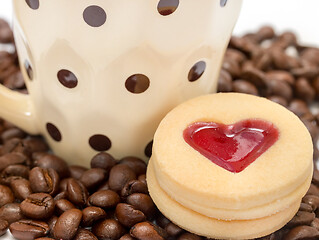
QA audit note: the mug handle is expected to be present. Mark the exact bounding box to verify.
[0,84,39,134]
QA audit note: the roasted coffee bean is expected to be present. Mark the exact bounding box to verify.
[59,178,70,192]
[80,168,107,190]
[295,77,315,103]
[109,164,137,192]
[82,206,107,227]
[130,222,167,240]
[126,193,156,219]
[289,99,311,117]
[120,157,147,176]
[0,152,28,171]
[73,228,98,240]
[20,193,55,219]
[178,233,203,240]
[92,219,126,240]
[10,219,50,240]
[0,218,8,237]
[22,138,48,153]
[10,178,32,200]
[240,65,267,89]
[267,78,293,101]
[66,178,89,206]
[138,174,147,185]
[54,199,75,216]
[300,48,319,66]
[271,49,300,70]
[0,164,29,185]
[47,215,58,235]
[256,26,275,42]
[229,36,257,54]
[266,70,295,85]
[91,152,116,172]
[291,67,319,79]
[116,203,146,227]
[156,213,171,229]
[299,203,313,213]
[53,209,82,240]
[34,154,70,178]
[54,191,67,201]
[97,181,110,191]
[0,203,24,223]
[1,128,26,142]
[303,195,319,211]
[88,190,120,209]
[222,59,241,78]
[29,167,59,195]
[120,233,136,240]
[225,48,247,64]
[121,180,148,197]
[218,69,233,92]
[165,222,184,237]
[284,225,319,240]
[267,95,288,107]
[0,184,14,207]
[69,165,88,180]
[313,170,319,186]
[311,218,319,231]
[0,19,13,43]
[307,184,319,197]
[287,211,315,227]
[302,119,319,142]
[232,80,259,96]
[35,238,55,240]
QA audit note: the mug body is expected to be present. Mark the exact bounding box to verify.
[13,0,242,165]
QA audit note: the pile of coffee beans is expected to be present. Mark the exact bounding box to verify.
[1,19,319,240]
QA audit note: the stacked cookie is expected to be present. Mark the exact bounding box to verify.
[147,93,313,239]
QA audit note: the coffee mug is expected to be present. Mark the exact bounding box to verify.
[0,0,242,166]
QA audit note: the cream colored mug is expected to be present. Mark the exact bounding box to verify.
[0,0,242,166]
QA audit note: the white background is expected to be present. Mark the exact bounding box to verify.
[0,0,319,239]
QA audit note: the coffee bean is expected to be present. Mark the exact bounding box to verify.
[21,193,55,220]
[34,154,70,178]
[311,218,319,231]
[0,218,8,237]
[178,233,203,240]
[266,70,295,85]
[130,222,167,240]
[10,178,32,200]
[313,171,319,186]
[302,119,319,142]
[267,95,288,107]
[80,168,107,190]
[289,100,311,117]
[59,178,70,192]
[295,77,315,103]
[0,184,14,207]
[88,190,120,209]
[121,180,148,198]
[35,238,55,240]
[81,206,106,227]
[120,157,147,176]
[267,78,293,101]
[29,167,59,195]
[53,209,82,240]
[0,19,13,43]
[232,80,259,96]
[138,174,147,185]
[73,228,98,240]
[165,222,184,237]
[222,59,241,78]
[287,211,315,227]
[229,36,257,54]
[66,178,89,206]
[299,203,313,213]
[300,48,319,66]
[10,219,50,240]
[291,67,319,79]
[97,181,110,191]
[1,128,26,143]
[109,164,136,192]
[0,203,24,223]
[256,26,275,42]
[0,152,28,171]
[156,213,171,229]
[91,152,116,172]
[92,219,126,240]
[69,165,88,180]
[0,164,29,185]
[303,195,319,211]
[47,215,58,235]
[225,49,247,64]
[116,203,146,227]
[126,193,156,219]
[218,69,233,92]
[271,49,300,70]
[284,226,319,240]
[54,191,67,201]
[120,233,136,240]
[55,199,75,216]
[22,138,48,153]
[307,184,319,196]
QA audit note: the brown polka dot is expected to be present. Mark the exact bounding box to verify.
[220,0,228,7]
[25,0,39,10]
[125,74,150,94]
[157,0,179,16]
[57,69,78,88]
[24,60,33,81]
[83,5,107,27]
[188,61,206,82]
[145,140,153,158]
[89,134,111,152]
[46,123,62,142]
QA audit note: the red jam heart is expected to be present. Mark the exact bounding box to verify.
[183,119,279,173]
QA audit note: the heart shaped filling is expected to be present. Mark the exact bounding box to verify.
[183,119,279,173]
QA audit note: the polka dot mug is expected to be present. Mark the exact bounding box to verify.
[1,0,242,166]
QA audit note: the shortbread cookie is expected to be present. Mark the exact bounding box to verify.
[147,93,313,239]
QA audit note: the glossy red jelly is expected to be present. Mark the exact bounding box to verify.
[183,119,279,173]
